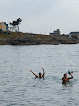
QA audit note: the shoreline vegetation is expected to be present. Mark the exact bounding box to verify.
[0,31,79,45]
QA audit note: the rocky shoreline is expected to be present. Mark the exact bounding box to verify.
[0,32,79,45]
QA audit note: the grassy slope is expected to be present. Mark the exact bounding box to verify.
[0,31,79,45]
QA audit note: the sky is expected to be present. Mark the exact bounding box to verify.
[0,0,79,34]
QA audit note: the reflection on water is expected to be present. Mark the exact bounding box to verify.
[0,44,79,106]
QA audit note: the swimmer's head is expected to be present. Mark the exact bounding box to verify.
[64,73,67,78]
[39,72,41,77]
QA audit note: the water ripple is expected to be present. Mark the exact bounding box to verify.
[0,45,79,106]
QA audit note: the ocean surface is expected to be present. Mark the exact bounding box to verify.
[0,44,79,106]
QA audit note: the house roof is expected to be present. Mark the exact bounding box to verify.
[70,32,79,34]
[0,22,6,24]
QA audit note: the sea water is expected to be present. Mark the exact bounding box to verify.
[0,44,79,106]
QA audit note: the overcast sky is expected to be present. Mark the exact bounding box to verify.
[0,0,79,34]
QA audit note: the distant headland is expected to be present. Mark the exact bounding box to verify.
[0,20,79,45]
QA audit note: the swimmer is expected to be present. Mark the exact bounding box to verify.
[62,73,73,83]
[29,67,45,79]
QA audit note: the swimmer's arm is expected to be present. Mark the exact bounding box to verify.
[68,74,73,79]
[62,77,64,80]
[29,70,38,77]
[41,67,45,78]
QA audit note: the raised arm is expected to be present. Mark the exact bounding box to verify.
[68,74,73,79]
[29,70,38,77]
[41,67,45,78]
